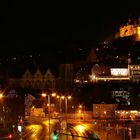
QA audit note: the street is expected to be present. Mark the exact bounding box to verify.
[13,116,140,140]
[14,117,100,140]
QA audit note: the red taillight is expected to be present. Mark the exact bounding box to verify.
[8,134,13,139]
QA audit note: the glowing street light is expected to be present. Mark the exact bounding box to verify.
[58,96,65,114]
[52,93,56,97]
[0,94,3,99]
[79,105,82,108]
[68,96,71,100]
[65,96,72,130]
[41,93,47,98]
[56,95,72,124]
[41,92,57,140]
[61,96,65,99]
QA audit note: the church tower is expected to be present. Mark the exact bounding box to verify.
[58,64,74,91]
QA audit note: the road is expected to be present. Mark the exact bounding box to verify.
[23,119,59,140]
[7,116,140,139]
[16,116,135,140]
[16,117,100,140]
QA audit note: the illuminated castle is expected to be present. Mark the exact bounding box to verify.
[119,18,140,41]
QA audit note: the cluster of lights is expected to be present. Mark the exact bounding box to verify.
[116,110,140,120]
[89,74,96,82]
[41,92,72,101]
[111,68,128,76]
[56,95,72,100]
[130,65,140,69]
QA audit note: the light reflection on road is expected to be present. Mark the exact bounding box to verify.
[73,124,89,140]
[24,124,42,140]
[42,119,59,139]
[24,119,99,140]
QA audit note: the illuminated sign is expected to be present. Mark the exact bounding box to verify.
[18,125,22,132]
[132,70,140,75]
[110,68,128,76]
[112,91,130,98]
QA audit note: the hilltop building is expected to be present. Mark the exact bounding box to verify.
[115,18,140,41]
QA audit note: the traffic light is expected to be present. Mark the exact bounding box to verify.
[93,133,100,140]
[53,130,59,140]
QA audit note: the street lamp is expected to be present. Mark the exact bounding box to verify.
[64,95,72,140]
[65,96,71,129]
[42,93,47,98]
[56,95,61,113]
[56,95,65,114]
[56,95,71,125]
[79,105,82,109]
[60,96,65,113]
[57,95,71,114]
[0,92,3,99]
[0,94,3,99]
[41,92,56,140]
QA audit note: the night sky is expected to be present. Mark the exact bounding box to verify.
[0,1,140,58]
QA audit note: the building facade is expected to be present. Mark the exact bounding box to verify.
[93,103,118,119]
[7,64,74,90]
